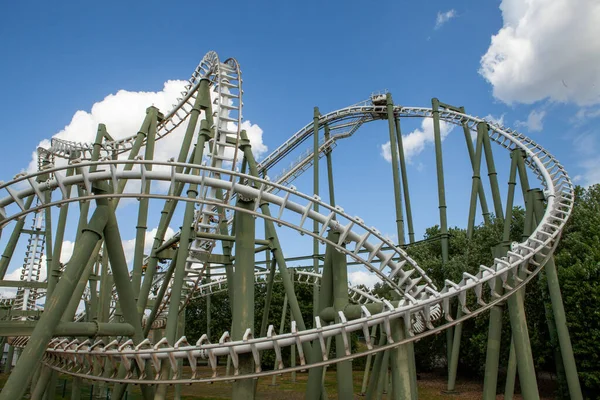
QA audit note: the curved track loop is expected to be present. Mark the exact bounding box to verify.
[0,98,573,383]
[37,51,242,162]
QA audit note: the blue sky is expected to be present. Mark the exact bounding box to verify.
[1,0,599,288]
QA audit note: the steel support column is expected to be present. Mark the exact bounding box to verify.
[231,199,256,399]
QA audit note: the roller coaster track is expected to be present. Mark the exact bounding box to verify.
[0,92,573,384]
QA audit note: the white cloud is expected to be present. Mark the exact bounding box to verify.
[480,0,600,105]
[483,113,506,127]
[349,270,380,288]
[573,107,600,123]
[0,240,74,299]
[381,118,454,164]
[121,226,176,266]
[435,9,456,29]
[516,109,546,132]
[28,80,267,175]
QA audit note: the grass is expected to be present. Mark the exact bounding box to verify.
[0,366,554,399]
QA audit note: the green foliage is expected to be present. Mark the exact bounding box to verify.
[182,185,600,397]
[553,185,600,398]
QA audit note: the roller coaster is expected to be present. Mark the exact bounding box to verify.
[0,51,583,399]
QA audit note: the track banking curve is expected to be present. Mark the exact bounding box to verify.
[0,51,573,385]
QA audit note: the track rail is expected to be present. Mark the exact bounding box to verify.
[0,98,573,383]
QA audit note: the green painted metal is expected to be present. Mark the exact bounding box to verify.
[482,149,520,399]
[131,107,158,300]
[0,203,109,400]
[313,107,321,322]
[480,124,504,220]
[232,198,257,399]
[360,325,378,395]
[0,196,35,279]
[103,198,154,400]
[331,231,353,398]
[240,131,314,361]
[385,93,405,245]
[3,344,14,373]
[136,78,211,315]
[431,98,449,264]
[531,190,583,400]
[393,116,415,243]
[271,292,288,386]
[390,318,412,399]
[153,117,210,400]
[504,339,516,400]
[461,108,490,223]
[365,330,387,400]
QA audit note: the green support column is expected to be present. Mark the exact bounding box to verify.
[313,107,321,321]
[131,107,158,300]
[360,325,378,395]
[432,99,453,374]
[3,344,14,373]
[385,94,405,244]
[431,99,449,262]
[136,78,211,315]
[231,199,256,399]
[0,204,109,400]
[365,330,387,400]
[331,231,353,398]
[483,148,523,399]
[324,124,336,209]
[102,198,153,400]
[504,339,517,400]
[271,292,288,386]
[480,124,504,219]
[240,131,314,359]
[393,117,415,243]
[460,109,490,224]
[390,319,412,400]
[154,119,209,399]
[0,196,35,278]
[532,190,583,400]
[306,230,334,398]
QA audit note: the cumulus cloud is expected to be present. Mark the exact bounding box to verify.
[27,80,268,174]
[516,109,546,132]
[381,118,454,164]
[121,226,176,265]
[349,270,380,288]
[0,240,74,298]
[480,0,600,105]
[435,9,456,29]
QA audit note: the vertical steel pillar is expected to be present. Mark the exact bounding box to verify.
[390,318,412,399]
[324,124,336,209]
[331,231,354,398]
[240,132,314,359]
[482,149,520,399]
[312,107,321,320]
[136,78,211,314]
[480,124,504,220]
[231,199,256,399]
[0,204,109,400]
[385,94,405,244]
[365,329,387,400]
[432,99,452,374]
[131,107,158,300]
[531,190,583,400]
[504,339,517,400]
[153,119,209,400]
[271,292,288,386]
[393,117,415,243]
